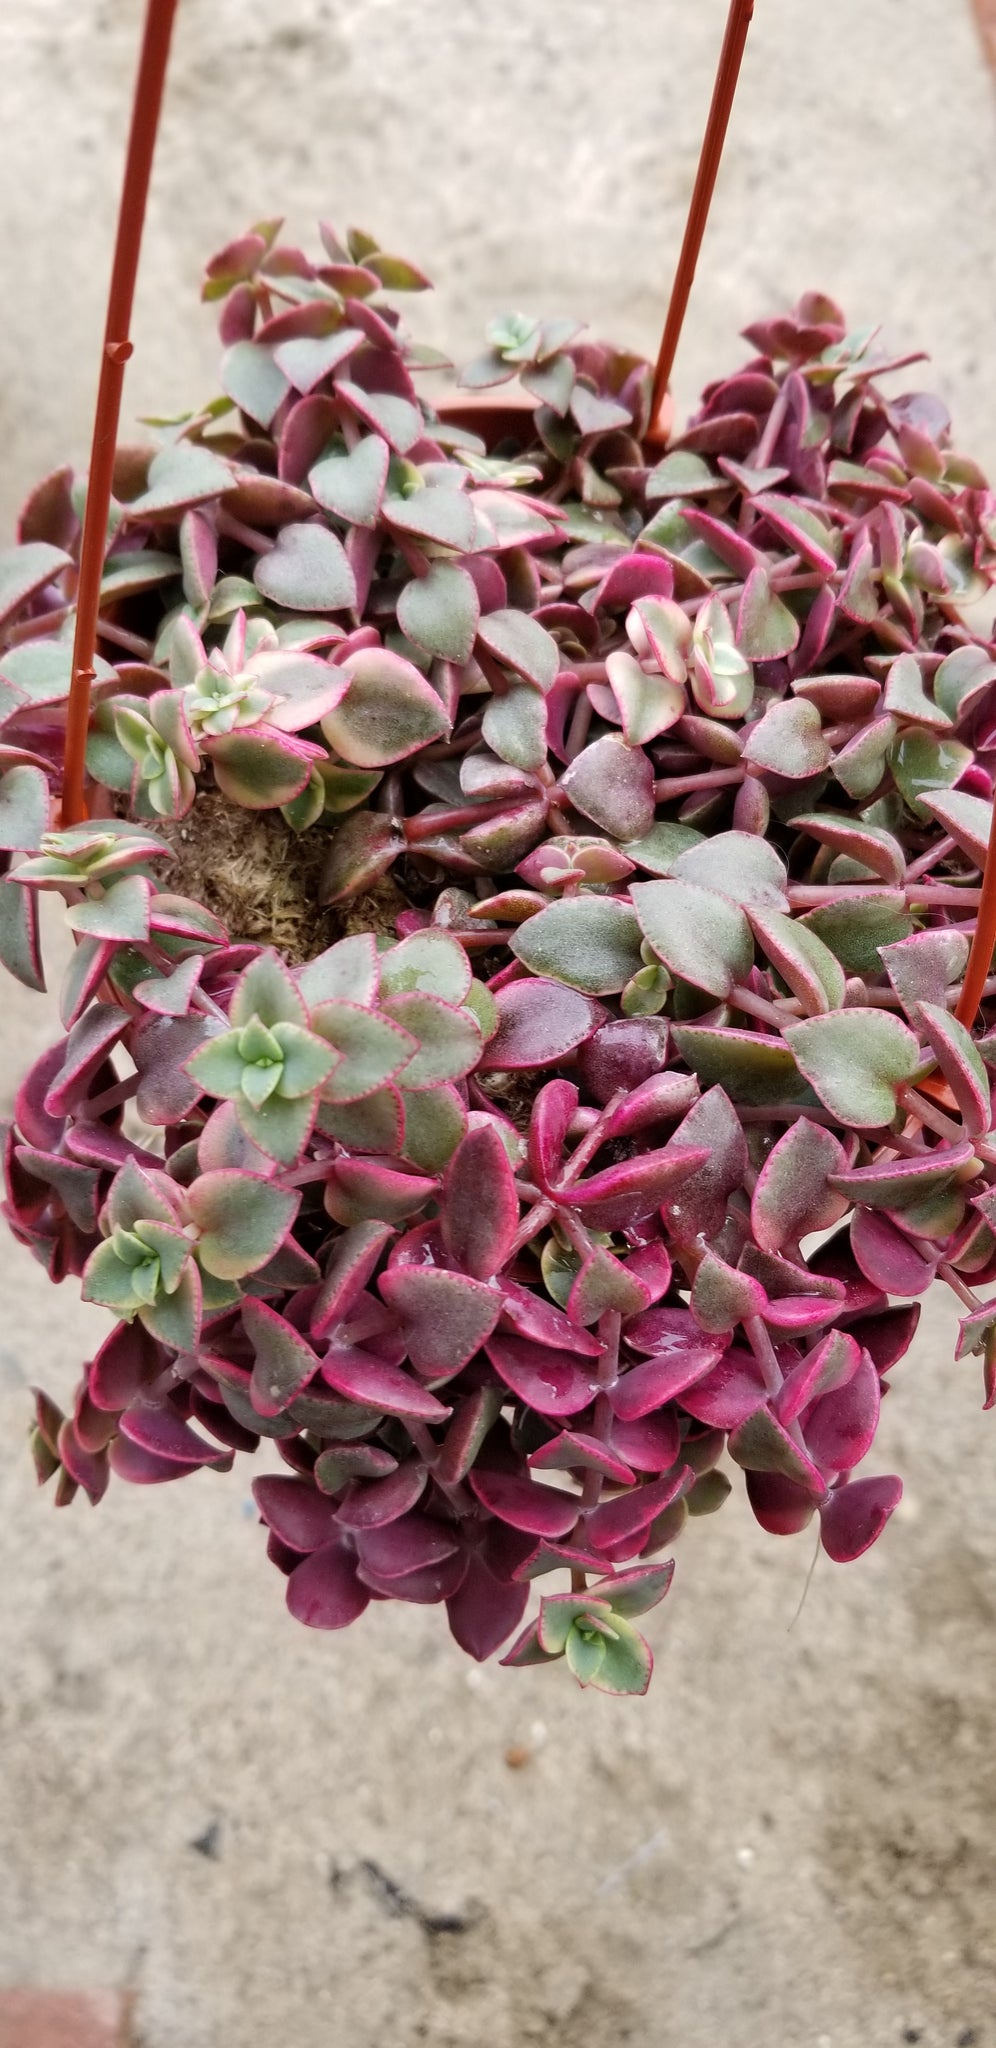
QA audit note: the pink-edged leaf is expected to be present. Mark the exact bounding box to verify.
[591,552,675,611]
[313,1442,398,1494]
[564,1145,708,1231]
[311,1219,394,1336]
[690,1250,766,1334]
[660,1086,748,1240]
[89,1319,162,1412]
[355,1511,461,1580]
[441,1122,519,1278]
[611,1313,725,1418]
[609,1409,682,1472]
[623,1241,673,1307]
[56,1421,109,1505]
[774,1329,861,1426]
[728,1408,827,1498]
[43,1004,128,1118]
[333,1460,428,1530]
[590,1559,676,1618]
[849,1208,937,1296]
[325,1157,438,1227]
[751,1118,850,1253]
[118,1401,228,1467]
[485,1332,599,1417]
[803,1348,881,1473]
[378,1266,501,1377]
[678,1346,770,1429]
[761,1294,842,1334]
[109,1435,212,1485]
[527,1079,579,1187]
[630,878,753,999]
[917,1003,991,1139]
[469,1466,580,1538]
[286,1538,371,1627]
[745,1469,818,1536]
[528,1430,636,1485]
[243,1297,321,1416]
[819,1475,903,1562]
[477,977,606,1071]
[320,1342,450,1420]
[829,1142,972,1213]
[603,1072,699,1139]
[446,1556,530,1662]
[499,1279,604,1358]
[584,1467,689,1552]
[559,733,656,842]
[252,1475,339,1552]
[500,1618,558,1667]
[567,1245,652,1327]
[186,1170,300,1280]
[791,812,905,886]
[786,1009,920,1129]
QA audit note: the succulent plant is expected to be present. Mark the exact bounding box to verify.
[2,223,995,1694]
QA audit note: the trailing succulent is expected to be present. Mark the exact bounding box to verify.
[2,222,996,1696]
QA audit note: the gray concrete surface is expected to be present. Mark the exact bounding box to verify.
[0,4,995,2045]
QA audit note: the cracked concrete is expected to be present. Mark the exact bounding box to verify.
[0,4,994,2044]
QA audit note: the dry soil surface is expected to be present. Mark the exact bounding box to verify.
[0,5,995,2046]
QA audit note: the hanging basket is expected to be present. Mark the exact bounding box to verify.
[2,0,995,1695]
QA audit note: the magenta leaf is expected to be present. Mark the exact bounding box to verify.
[469,1466,580,1538]
[564,1145,708,1231]
[478,977,606,1071]
[286,1538,371,1628]
[446,1557,530,1662]
[819,1476,903,1563]
[355,1511,461,1580]
[243,1298,321,1416]
[378,1266,501,1377]
[320,1342,450,1421]
[849,1208,937,1296]
[803,1348,881,1473]
[253,1475,339,1552]
[441,1122,519,1278]
[485,1332,599,1418]
[584,1468,689,1552]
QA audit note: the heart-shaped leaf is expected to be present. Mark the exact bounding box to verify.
[751,1119,849,1252]
[560,734,655,841]
[605,650,685,744]
[308,431,390,526]
[254,523,357,611]
[819,1476,902,1562]
[917,1002,991,1139]
[378,1266,501,1377]
[749,906,846,1013]
[398,563,480,664]
[669,832,789,910]
[632,879,753,998]
[322,648,450,766]
[786,1009,921,1128]
[275,327,365,395]
[510,895,645,996]
[485,1333,598,1417]
[476,608,560,691]
[441,1123,518,1278]
[478,978,605,1070]
[221,340,290,428]
[741,699,832,779]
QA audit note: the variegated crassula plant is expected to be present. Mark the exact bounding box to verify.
[2,224,996,1696]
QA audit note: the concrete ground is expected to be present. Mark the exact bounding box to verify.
[0,4,995,2044]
